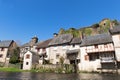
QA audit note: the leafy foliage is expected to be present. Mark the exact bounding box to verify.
[9,47,20,64]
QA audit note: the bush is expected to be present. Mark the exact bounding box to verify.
[9,48,20,64]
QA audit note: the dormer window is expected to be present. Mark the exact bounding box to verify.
[1,48,4,51]
[0,54,3,58]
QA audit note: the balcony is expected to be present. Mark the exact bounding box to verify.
[101,57,115,63]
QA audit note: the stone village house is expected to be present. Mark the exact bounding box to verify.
[0,40,18,66]
[36,39,52,64]
[22,38,53,70]
[20,36,39,69]
[22,25,120,73]
[48,34,81,72]
[80,33,115,72]
[110,25,120,69]
[23,50,39,70]
[20,36,38,60]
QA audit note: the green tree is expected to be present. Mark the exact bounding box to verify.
[9,48,20,64]
[112,19,119,25]
[84,28,92,36]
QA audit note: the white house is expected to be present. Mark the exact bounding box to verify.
[36,39,52,64]
[0,40,18,66]
[48,34,82,72]
[20,36,38,60]
[23,50,39,70]
[48,34,74,64]
[65,37,81,71]
[80,33,115,72]
[110,25,120,69]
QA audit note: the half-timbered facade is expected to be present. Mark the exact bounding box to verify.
[80,33,115,71]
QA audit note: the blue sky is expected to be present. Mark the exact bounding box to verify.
[0,0,120,44]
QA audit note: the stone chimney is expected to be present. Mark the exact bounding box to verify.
[29,36,38,46]
[53,33,58,37]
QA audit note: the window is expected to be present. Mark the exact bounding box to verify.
[36,48,40,52]
[72,44,75,48]
[26,54,30,59]
[26,62,29,65]
[89,53,99,61]
[84,55,89,61]
[0,54,3,58]
[25,48,29,50]
[104,44,108,48]
[42,48,46,52]
[1,48,4,51]
[94,45,98,48]
[56,54,60,59]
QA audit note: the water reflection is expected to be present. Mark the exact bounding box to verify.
[0,72,119,80]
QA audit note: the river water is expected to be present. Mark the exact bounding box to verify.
[0,72,119,80]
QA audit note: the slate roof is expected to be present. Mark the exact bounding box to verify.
[80,33,113,47]
[34,41,43,46]
[66,49,80,54]
[70,37,81,44]
[109,25,120,34]
[21,43,30,48]
[0,40,13,48]
[37,39,52,48]
[49,34,73,46]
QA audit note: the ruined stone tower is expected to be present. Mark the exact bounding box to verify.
[29,36,38,46]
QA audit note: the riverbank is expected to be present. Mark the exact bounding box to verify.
[0,67,73,73]
[0,67,22,72]
[0,67,119,75]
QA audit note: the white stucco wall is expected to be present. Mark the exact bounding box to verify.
[23,51,32,70]
[80,46,101,71]
[49,45,70,64]
[0,48,8,63]
[49,44,81,71]
[31,46,37,52]
[112,34,120,61]
[80,43,114,72]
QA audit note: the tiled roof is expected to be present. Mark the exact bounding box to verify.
[49,34,73,46]
[110,25,120,34]
[80,33,113,47]
[0,40,13,47]
[37,39,52,48]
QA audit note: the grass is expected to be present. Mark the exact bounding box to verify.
[0,67,75,73]
[0,67,22,72]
